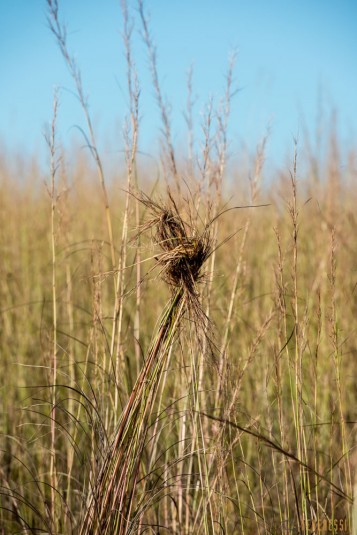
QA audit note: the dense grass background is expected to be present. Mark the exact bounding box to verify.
[0,1,356,533]
[1,135,356,533]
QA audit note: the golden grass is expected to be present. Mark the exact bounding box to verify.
[0,145,356,534]
[0,1,356,533]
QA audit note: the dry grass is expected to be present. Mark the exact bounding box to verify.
[0,146,356,534]
[0,1,356,534]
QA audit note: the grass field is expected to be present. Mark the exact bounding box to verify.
[0,1,356,534]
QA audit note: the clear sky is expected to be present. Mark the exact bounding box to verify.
[0,0,356,172]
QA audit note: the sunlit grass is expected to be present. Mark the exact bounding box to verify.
[0,1,356,533]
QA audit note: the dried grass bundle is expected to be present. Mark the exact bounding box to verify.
[135,190,213,327]
[80,190,214,534]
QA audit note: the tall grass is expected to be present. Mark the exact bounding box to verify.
[0,1,356,534]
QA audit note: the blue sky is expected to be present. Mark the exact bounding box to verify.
[0,0,356,172]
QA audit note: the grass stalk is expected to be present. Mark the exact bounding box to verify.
[46,90,59,531]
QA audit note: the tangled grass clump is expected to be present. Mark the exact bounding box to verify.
[135,190,213,322]
[79,190,216,534]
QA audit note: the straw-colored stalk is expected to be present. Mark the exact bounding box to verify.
[80,193,212,535]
